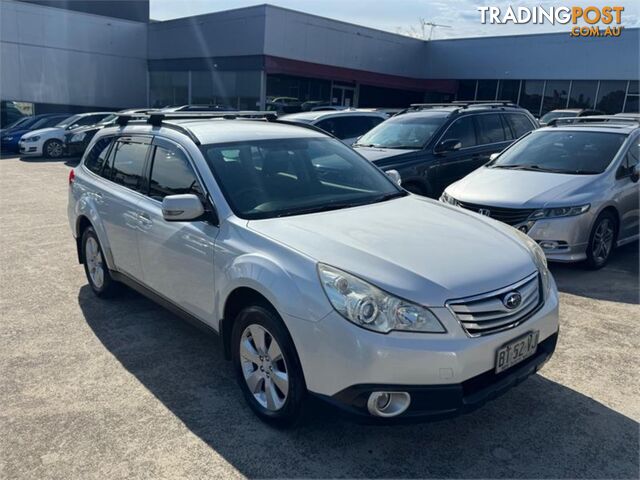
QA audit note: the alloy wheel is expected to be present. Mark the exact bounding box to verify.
[47,141,63,158]
[239,324,289,411]
[592,218,614,263]
[85,236,105,289]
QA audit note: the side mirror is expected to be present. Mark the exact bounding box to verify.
[631,164,640,183]
[162,194,204,221]
[489,152,500,162]
[435,139,462,154]
[385,169,402,186]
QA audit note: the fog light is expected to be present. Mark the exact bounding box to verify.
[539,241,559,250]
[367,391,411,417]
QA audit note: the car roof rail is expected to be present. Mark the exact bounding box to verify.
[549,115,640,126]
[406,100,519,113]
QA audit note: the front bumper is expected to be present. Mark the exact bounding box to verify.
[19,140,43,156]
[526,214,593,262]
[318,331,558,420]
[285,277,559,401]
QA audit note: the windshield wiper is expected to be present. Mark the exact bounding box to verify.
[352,143,378,148]
[369,191,407,203]
[276,193,405,218]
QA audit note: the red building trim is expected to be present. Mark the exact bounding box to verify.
[264,56,457,93]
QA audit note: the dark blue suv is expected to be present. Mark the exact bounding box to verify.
[353,102,538,198]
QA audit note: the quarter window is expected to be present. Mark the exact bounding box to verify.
[106,140,149,190]
[440,116,476,148]
[148,145,203,201]
[475,114,507,144]
[84,137,114,175]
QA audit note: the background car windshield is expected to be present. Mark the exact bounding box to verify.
[55,115,82,128]
[356,113,446,149]
[540,111,576,123]
[4,117,31,130]
[201,137,403,219]
[492,130,626,174]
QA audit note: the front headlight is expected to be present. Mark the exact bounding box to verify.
[27,136,40,142]
[440,191,457,205]
[317,263,446,334]
[2,136,12,141]
[512,228,551,298]
[530,204,590,219]
[71,132,86,142]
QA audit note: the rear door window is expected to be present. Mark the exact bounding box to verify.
[316,116,383,140]
[504,113,537,138]
[104,138,150,191]
[475,114,508,144]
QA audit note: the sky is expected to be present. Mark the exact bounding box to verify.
[150,0,640,39]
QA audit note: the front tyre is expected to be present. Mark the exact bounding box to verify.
[231,305,306,427]
[81,227,119,297]
[43,139,64,158]
[585,211,617,269]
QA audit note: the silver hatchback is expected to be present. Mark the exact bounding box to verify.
[442,118,639,269]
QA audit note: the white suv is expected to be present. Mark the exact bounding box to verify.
[68,111,559,426]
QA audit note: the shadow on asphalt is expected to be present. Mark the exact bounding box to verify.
[78,278,639,478]
[550,242,639,305]
[16,154,81,167]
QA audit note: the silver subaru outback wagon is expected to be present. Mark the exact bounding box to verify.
[68,112,559,426]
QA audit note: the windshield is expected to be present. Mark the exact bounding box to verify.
[4,117,32,130]
[355,113,446,149]
[97,114,118,125]
[540,111,576,123]
[201,137,405,219]
[489,130,626,174]
[55,114,82,128]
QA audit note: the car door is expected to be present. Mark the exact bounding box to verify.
[136,137,217,323]
[615,136,640,241]
[98,135,151,280]
[432,115,481,195]
[473,113,513,166]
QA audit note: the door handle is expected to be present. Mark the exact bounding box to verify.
[137,212,152,228]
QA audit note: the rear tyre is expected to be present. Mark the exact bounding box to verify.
[585,211,617,269]
[81,227,119,297]
[231,304,306,427]
[43,139,64,158]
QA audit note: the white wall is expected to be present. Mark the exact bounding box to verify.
[0,0,148,108]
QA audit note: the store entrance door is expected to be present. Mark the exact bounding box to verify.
[331,85,356,107]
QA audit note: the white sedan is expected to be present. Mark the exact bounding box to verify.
[19,112,113,158]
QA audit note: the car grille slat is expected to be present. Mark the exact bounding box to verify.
[447,272,542,336]
[454,200,535,226]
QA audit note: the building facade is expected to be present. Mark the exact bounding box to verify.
[1,0,638,125]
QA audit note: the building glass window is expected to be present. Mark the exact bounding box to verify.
[541,80,570,114]
[519,80,545,116]
[476,80,498,100]
[568,80,598,109]
[149,71,189,108]
[497,80,521,103]
[266,75,331,113]
[456,80,476,101]
[596,80,627,114]
[1,101,34,127]
[624,80,639,113]
[191,70,261,110]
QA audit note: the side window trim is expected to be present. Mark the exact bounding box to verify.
[433,115,478,152]
[85,136,116,178]
[97,134,153,193]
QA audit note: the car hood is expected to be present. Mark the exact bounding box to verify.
[1,128,29,138]
[21,127,64,140]
[447,166,597,207]
[354,146,419,163]
[248,195,536,306]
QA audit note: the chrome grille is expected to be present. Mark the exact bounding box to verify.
[447,272,542,337]
[455,200,535,226]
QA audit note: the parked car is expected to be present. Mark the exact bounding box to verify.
[65,109,152,157]
[1,114,71,153]
[159,105,237,112]
[20,112,114,158]
[353,102,539,198]
[441,116,639,269]
[281,109,388,145]
[539,108,604,126]
[68,111,558,426]
[266,97,302,114]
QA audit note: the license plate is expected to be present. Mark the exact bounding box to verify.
[495,331,539,374]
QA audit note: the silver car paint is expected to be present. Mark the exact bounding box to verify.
[69,121,559,397]
[445,127,640,262]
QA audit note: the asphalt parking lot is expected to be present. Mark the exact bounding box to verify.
[1,155,638,479]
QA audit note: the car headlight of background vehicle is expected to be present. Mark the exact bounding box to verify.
[440,191,458,205]
[513,228,551,298]
[25,136,40,142]
[71,132,86,142]
[318,263,446,334]
[2,136,13,141]
[530,204,590,219]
